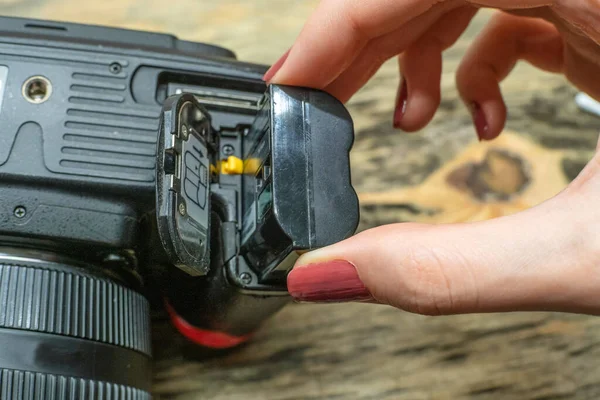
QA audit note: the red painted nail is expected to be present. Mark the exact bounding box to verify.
[287,260,372,303]
[471,102,490,140]
[393,79,408,128]
[262,49,291,83]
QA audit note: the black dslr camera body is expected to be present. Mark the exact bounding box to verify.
[0,16,359,399]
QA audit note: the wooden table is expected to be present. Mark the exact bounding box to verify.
[5,1,600,399]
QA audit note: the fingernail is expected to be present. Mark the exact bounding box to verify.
[471,102,490,141]
[287,260,372,303]
[262,48,291,83]
[393,79,408,128]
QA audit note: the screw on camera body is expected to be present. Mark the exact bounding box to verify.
[13,206,26,218]
[109,62,122,74]
[178,202,186,216]
[239,272,252,284]
[222,144,235,156]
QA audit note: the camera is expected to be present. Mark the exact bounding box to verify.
[0,16,359,399]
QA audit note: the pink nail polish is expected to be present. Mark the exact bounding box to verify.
[262,49,291,83]
[471,102,490,141]
[287,260,372,303]
[393,79,408,128]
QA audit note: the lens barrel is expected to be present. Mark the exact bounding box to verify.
[0,248,152,399]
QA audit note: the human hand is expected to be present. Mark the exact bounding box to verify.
[264,0,600,138]
[268,1,600,315]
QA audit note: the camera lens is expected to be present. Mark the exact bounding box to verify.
[0,248,152,399]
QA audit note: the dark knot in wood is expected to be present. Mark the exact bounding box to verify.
[446,149,531,202]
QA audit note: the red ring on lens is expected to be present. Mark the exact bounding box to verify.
[165,302,252,349]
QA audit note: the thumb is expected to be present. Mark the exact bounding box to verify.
[287,193,598,315]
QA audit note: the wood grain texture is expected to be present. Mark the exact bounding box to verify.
[3,1,600,399]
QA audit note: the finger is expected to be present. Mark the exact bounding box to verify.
[396,6,478,132]
[553,0,600,46]
[266,0,462,89]
[456,13,563,141]
[563,44,600,102]
[266,0,554,89]
[323,3,474,104]
[287,192,599,315]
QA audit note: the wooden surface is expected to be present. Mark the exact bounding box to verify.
[5,1,600,399]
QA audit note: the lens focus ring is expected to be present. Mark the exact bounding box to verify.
[0,369,150,400]
[0,248,152,399]
[0,253,151,356]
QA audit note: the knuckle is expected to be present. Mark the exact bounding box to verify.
[337,0,371,39]
[396,243,457,316]
[423,35,445,54]
[455,58,474,89]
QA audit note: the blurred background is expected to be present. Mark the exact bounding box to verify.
[3,1,600,399]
